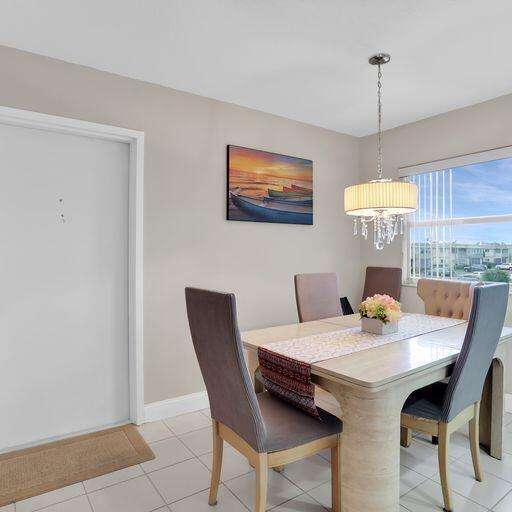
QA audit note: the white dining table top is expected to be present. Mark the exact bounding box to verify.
[242,313,512,390]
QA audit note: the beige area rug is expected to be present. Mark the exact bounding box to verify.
[0,424,154,507]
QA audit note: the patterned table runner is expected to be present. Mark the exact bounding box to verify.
[258,314,466,419]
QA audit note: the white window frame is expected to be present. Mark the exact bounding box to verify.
[399,145,512,285]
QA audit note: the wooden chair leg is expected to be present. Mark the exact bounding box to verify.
[438,423,453,512]
[400,427,412,448]
[208,420,223,505]
[469,402,483,482]
[331,434,342,512]
[255,453,268,512]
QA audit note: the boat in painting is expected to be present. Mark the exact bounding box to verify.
[263,196,313,206]
[290,184,312,193]
[282,186,312,195]
[229,189,312,225]
[268,188,312,199]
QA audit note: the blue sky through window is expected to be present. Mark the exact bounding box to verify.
[451,157,512,243]
[413,157,512,244]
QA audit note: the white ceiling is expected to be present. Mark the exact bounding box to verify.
[1,0,512,136]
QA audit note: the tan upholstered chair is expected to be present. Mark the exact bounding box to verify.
[417,278,478,320]
[294,273,342,322]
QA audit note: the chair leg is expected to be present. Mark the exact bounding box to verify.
[400,427,412,448]
[432,436,439,445]
[469,402,483,482]
[331,434,342,512]
[255,453,268,512]
[208,420,223,505]
[438,423,453,512]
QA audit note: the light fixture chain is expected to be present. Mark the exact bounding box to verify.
[377,63,383,179]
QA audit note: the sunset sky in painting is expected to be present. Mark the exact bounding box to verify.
[228,146,312,182]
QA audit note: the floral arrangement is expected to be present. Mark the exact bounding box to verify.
[359,294,402,324]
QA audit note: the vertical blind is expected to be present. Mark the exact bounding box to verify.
[404,169,454,279]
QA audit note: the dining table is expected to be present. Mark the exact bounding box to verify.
[242,312,512,512]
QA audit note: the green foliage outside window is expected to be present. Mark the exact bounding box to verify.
[481,268,511,283]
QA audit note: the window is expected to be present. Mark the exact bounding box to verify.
[400,147,512,283]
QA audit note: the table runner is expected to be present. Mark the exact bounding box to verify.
[258,314,465,419]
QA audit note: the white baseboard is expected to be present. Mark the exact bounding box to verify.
[144,391,209,423]
[143,390,512,424]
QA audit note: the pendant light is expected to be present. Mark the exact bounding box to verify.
[344,53,418,250]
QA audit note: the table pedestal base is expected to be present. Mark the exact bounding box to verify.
[327,383,404,512]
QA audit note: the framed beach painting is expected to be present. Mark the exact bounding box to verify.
[227,145,313,225]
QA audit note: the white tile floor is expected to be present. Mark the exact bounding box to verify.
[5,406,512,511]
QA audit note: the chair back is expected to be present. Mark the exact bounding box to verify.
[417,278,477,319]
[362,266,402,302]
[294,273,342,322]
[441,283,508,422]
[185,287,266,452]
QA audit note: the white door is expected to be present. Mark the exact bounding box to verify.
[0,123,130,451]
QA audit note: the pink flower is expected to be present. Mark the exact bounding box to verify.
[359,294,402,323]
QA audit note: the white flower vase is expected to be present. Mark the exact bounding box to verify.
[361,316,398,335]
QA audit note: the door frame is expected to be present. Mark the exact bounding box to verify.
[0,105,145,425]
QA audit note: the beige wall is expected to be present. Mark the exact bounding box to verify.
[0,46,361,403]
[4,43,510,402]
[359,93,512,391]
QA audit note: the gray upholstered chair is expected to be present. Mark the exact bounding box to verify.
[362,266,402,301]
[294,272,342,322]
[185,287,343,512]
[416,278,479,446]
[340,266,402,316]
[400,283,508,512]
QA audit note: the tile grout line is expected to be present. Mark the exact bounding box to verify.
[192,446,253,483]
[305,493,330,512]
[144,467,173,509]
[88,419,245,510]
[304,489,330,511]
[303,480,331,510]
[163,418,212,438]
[221,481,252,512]
[450,454,512,485]
[146,451,212,508]
[138,423,220,509]
[140,432,203,476]
[399,445,512,509]
[21,483,87,512]
[173,426,214,459]
[491,487,512,511]
[141,454,197,476]
[422,472,505,510]
[84,468,145,494]
[267,492,328,511]
[278,466,330,495]
[84,492,94,512]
